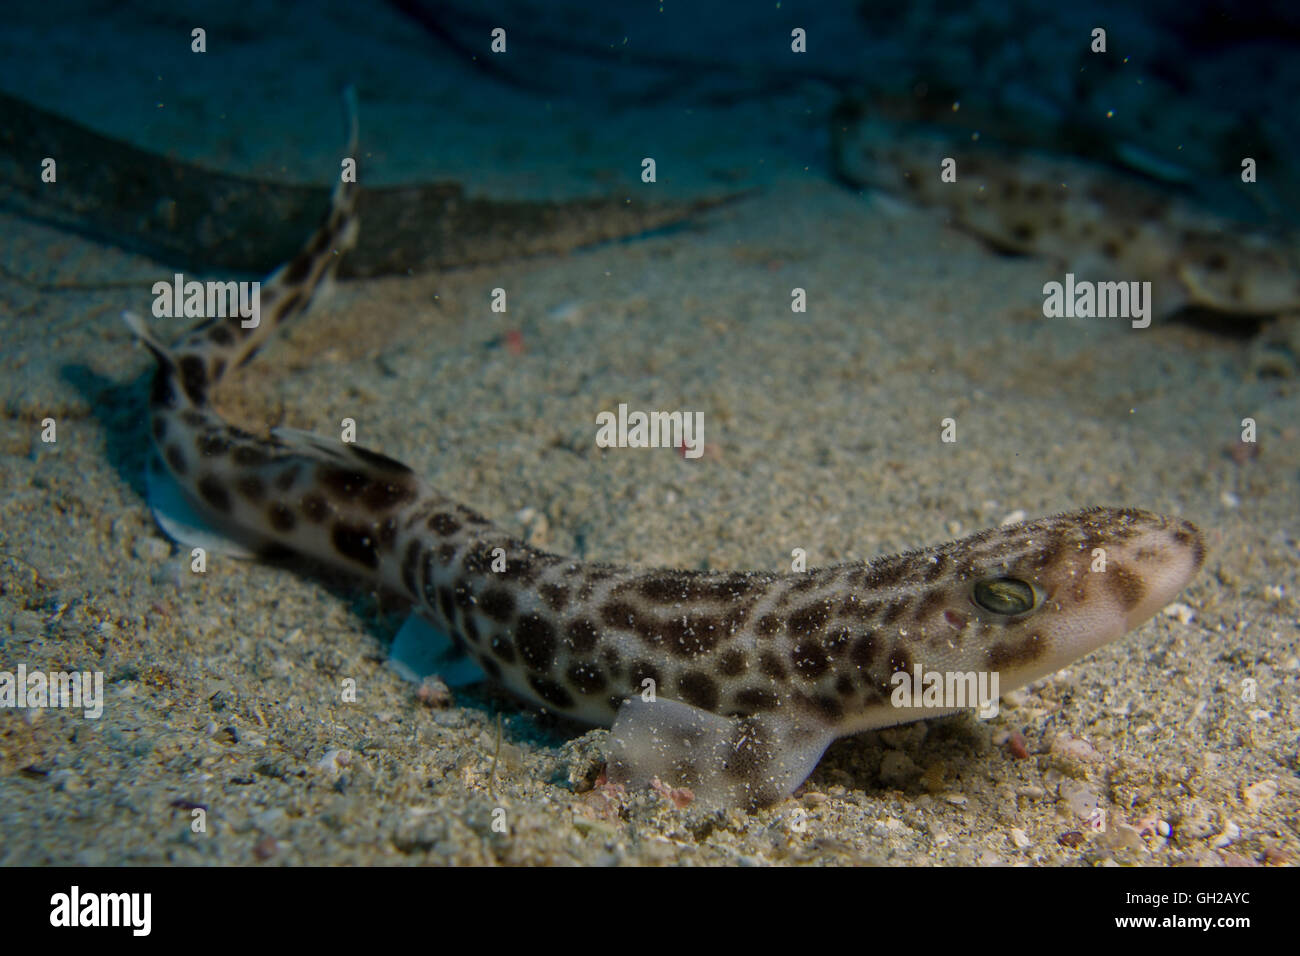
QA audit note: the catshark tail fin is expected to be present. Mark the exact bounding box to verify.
[123,86,361,410]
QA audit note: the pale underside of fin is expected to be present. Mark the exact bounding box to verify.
[388,612,486,687]
[605,696,834,810]
[145,457,266,559]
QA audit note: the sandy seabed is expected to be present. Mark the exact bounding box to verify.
[0,161,1296,866]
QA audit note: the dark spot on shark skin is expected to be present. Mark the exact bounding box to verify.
[330,522,378,569]
[455,505,491,527]
[490,634,516,664]
[268,502,296,533]
[566,662,607,695]
[732,687,780,711]
[677,671,720,711]
[717,649,748,676]
[987,633,1046,670]
[1172,525,1206,571]
[235,474,265,503]
[791,641,831,679]
[628,661,661,693]
[602,601,654,643]
[912,588,946,622]
[274,464,301,491]
[399,540,421,595]
[885,646,913,694]
[630,573,760,603]
[565,618,599,654]
[922,553,948,582]
[496,553,541,586]
[164,444,188,476]
[793,690,843,723]
[1011,222,1037,243]
[601,646,622,679]
[197,474,231,513]
[232,445,271,467]
[859,556,911,589]
[881,600,910,624]
[301,493,331,523]
[1102,563,1147,612]
[318,466,414,512]
[479,587,515,623]
[662,613,725,659]
[461,543,496,574]
[528,674,574,710]
[426,515,462,538]
[758,652,788,681]
[178,355,208,404]
[197,432,231,457]
[787,602,830,638]
[149,369,178,408]
[839,596,882,622]
[539,582,569,612]
[377,516,398,551]
[516,613,557,672]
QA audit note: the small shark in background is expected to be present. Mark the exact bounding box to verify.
[832,99,1300,325]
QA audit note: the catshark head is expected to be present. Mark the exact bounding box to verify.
[908,507,1206,694]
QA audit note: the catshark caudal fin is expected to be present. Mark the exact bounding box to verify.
[123,86,361,411]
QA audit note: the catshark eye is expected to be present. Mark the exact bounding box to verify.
[972,577,1041,616]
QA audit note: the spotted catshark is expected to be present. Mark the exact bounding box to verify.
[124,95,1205,809]
[834,108,1300,321]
